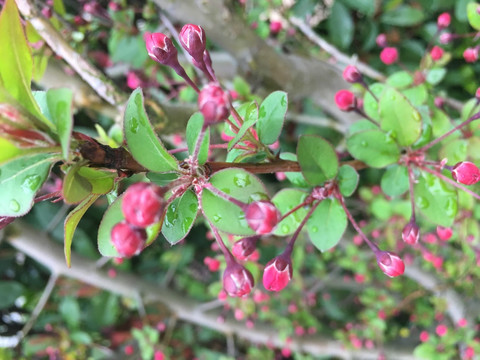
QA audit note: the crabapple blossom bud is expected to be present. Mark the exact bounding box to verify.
[342,65,362,83]
[430,46,444,61]
[144,32,179,66]
[223,262,254,297]
[463,48,478,63]
[179,24,206,63]
[380,47,399,65]
[334,90,356,112]
[376,251,405,278]
[436,324,448,337]
[232,236,259,260]
[111,221,146,258]
[376,33,387,48]
[439,32,453,44]
[451,161,480,185]
[270,21,282,34]
[198,83,230,125]
[402,221,420,245]
[436,226,452,241]
[434,97,444,108]
[263,253,293,292]
[245,201,281,234]
[437,12,451,29]
[122,182,165,227]
[204,256,221,272]
[476,87,480,100]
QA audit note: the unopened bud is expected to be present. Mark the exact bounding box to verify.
[376,251,405,278]
[437,12,451,29]
[232,236,259,260]
[198,83,230,125]
[436,226,452,241]
[451,161,480,185]
[343,65,362,83]
[402,221,420,245]
[334,90,356,112]
[439,32,453,44]
[430,46,444,61]
[376,33,387,48]
[380,47,399,65]
[111,221,146,257]
[122,182,165,227]
[245,201,281,235]
[179,24,207,63]
[263,253,293,292]
[223,262,254,297]
[144,32,179,67]
[463,48,479,63]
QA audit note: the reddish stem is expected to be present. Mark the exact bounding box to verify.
[285,201,319,255]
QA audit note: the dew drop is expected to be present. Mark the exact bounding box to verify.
[130,117,139,134]
[21,175,41,194]
[189,203,198,213]
[360,141,368,147]
[233,174,251,188]
[416,196,429,209]
[445,198,457,217]
[9,200,20,212]
[182,217,193,232]
[413,111,421,122]
[281,224,290,233]
[213,214,222,222]
[311,226,319,233]
[371,103,378,110]
[281,96,287,107]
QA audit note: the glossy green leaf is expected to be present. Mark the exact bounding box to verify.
[337,165,359,197]
[347,129,400,168]
[201,169,268,235]
[147,172,179,186]
[272,189,309,236]
[431,108,451,138]
[0,282,24,309]
[162,190,198,244]
[0,138,20,164]
[297,135,338,186]
[412,106,433,149]
[363,83,384,122]
[279,152,310,188]
[256,91,287,145]
[341,0,375,16]
[381,165,409,197]
[379,87,422,147]
[462,98,480,122]
[348,119,378,135]
[467,2,480,30]
[307,198,347,252]
[97,193,162,257]
[426,68,447,85]
[402,85,428,106]
[46,88,73,160]
[439,139,468,165]
[381,5,424,27]
[414,171,457,227]
[0,0,44,121]
[0,152,56,216]
[124,88,178,172]
[64,194,100,267]
[229,102,258,151]
[327,1,354,49]
[62,165,93,204]
[186,113,210,165]
[386,71,413,89]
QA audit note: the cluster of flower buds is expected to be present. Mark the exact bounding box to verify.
[111,183,165,257]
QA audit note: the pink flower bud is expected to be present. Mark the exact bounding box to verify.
[376,33,388,48]
[223,262,254,297]
[343,65,362,83]
[463,48,479,63]
[263,253,292,292]
[465,347,475,359]
[430,46,444,61]
[380,47,399,65]
[179,24,207,62]
[435,324,448,337]
[434,97,444,108]
[232,236,259,260]
[270,21,282,34]
[122,182,165,227]
[476,87,480,100]
[436,226,452,241]
[419,331,429,342]
[154,351,165,360]
[402,221,420,245]
[451,161,480,185]
[245,201,281,235]
[126,71,144,89]
[437,12,451,29]
[111,221,146,258]
[376,251,405,278]
[334,90,356,112]
[198,83,230,125]
[439,32,453,44]
[204,256,221,272]
[144,32,179,66]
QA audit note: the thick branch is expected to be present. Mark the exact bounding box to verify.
[7,224,415,360]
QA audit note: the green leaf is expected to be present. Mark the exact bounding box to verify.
[279,152,309,187]
[0,282,24,309]
[124,88,178,172]
[77,167,115,195]
[62,165,93,204]
[307,198,347,252]
[59,297,81,329]
[64,194,100,267]
[431,108,451,138]
[363,83,384,122]
[297,135,338,186]
[402,85,428,106]
[0,152,56,216]
[412,106,433,149]
[328,1,354,49]
[467,2,480,30]
[272,189,309,236]
[381,5,424,27]
[229,102,258,151]
[381,165,409,197]
[256,91,288,145]
[426,68,447,85]
[147,172,179,186]
[347,129,400,168]
[97,193,162,256]
[46,88,74,160]
[386,71,413,89]
[439,139,468,165]
[341,0,375,16]
[414,171,457,227]
[379,87,422,147]
[0,138,20,164]
[186,113,210,165]
[201,169,268,235]
[162,190,198,244]
[0,0,44,121]
[337,165,359,197]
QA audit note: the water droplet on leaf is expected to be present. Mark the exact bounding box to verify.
[9,200,20,212]
[21,175,41,194]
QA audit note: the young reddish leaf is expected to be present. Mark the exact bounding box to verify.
[64,194,100,267]
[297,135,338,186]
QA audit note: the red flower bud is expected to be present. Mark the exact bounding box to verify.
[439,32,453,44]
[270,21,282,34]
[476,87,480,100]
[343,65,362,83]
[122,183,165,227]
[223,262,254,297]
[334,90,356,112]
[402,221,420,245]
[144,32,179,67]
[451,161,480,185]
[245,201,281,235]
[263,254,293,292]
[376,251,405,278]
[179,24,207,62]
[430,46,444,61]
[111,221,146,257]
[198,83,230,125]
[380,47,399,65]
[436,226,452,241]
[232,236,259,260]
[376,33,387,48]
[463,48,478,63]
[437,12,451,29]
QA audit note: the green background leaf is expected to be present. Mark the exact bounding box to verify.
[256,91,288,145]
[297,135,338,186]
[381,165,409,197]
[0,281,24,309]
[467,2,480,30]
[46,88,73,160]
[337,165,359,197]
